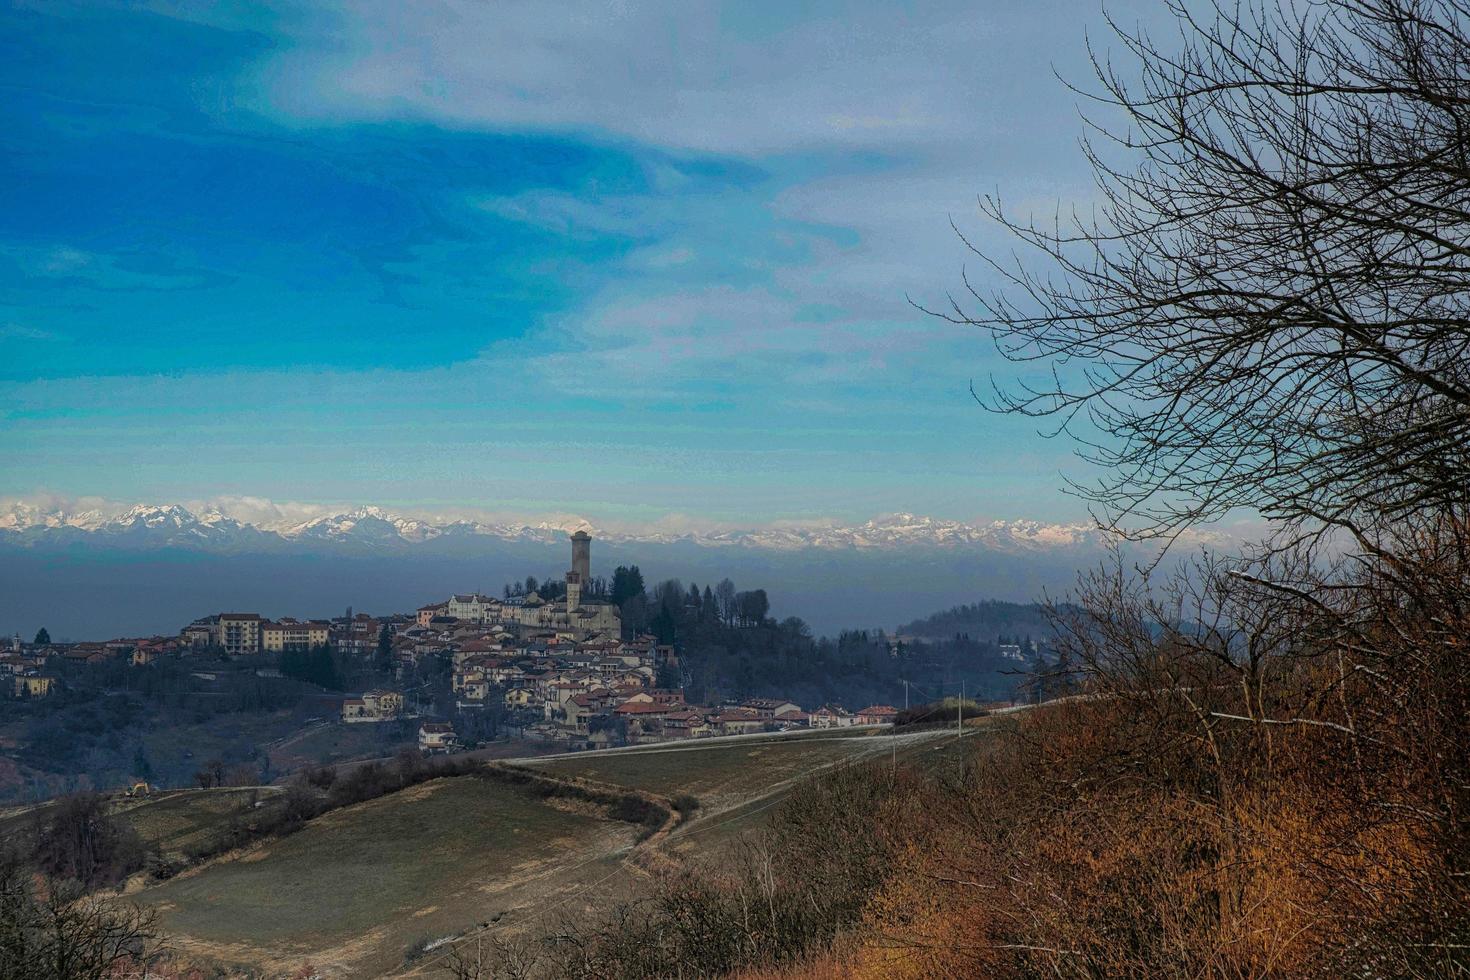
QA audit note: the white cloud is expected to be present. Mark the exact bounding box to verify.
[229,0,1148,406]
[255,2,1012,157]
[471,189,655,238]
[184,495,337,528]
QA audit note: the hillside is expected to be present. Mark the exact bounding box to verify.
[897,599,1064,643]
[0,786,284,865]
[124,726,967,977]
[149,775,635,977]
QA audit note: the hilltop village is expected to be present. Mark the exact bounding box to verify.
[2,533,899,766]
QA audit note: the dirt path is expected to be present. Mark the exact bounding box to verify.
[387,725,982,979]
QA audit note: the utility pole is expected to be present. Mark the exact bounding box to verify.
[957,680,967,781]
[893,678,909,773]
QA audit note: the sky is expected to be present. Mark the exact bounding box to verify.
[0,0,1157,530]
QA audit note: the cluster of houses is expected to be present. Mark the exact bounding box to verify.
[5,533,901,754]
[0,639,55,699]
[0,632,185,698]
[446,627,897,746]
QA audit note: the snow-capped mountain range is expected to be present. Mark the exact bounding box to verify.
[0,501,1142,553]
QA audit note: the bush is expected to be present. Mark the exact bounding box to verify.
[611,794,656,825]
[304,765,337,789]
[402,935,433,964]
[893,699,987,728]
[31,792,147,890]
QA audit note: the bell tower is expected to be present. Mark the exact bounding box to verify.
[570,530,591,583]
[567,530,591,617]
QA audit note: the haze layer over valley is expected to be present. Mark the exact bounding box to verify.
[0,499,1181,638]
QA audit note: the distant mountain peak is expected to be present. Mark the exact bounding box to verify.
[0,498,1192,554]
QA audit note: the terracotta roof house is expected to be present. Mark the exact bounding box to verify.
[855,705,899,725]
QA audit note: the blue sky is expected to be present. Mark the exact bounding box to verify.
[1,0,1151,529]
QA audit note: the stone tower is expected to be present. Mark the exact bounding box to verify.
[565,571,581,614]
[570,530,591,583]
[566,530,591,618]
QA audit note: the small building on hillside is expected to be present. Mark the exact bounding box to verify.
[741,698,802,719]
[62,644,111,665]
[418,722,458,753]
[810,705,855,729]
[855,705,898,725]
[12,674,55,699]
[417,602,448,627]
[261,620,331,652]
[504,687,536,709]
[180,618,217,649]
[712,709,766,736]
[342,689,404,722]
[662,709,711,738]
[218,613,263,656]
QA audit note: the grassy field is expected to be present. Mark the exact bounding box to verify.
[525,728,894,807]
[116,787,284,859]
[124,726,972,977]
[0,798,52,842]
[0,786,284,862]
[142,775,637,977]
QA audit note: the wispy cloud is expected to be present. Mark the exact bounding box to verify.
[0,323,57,341]
[255,3,1007,157]
[0,244,226,293]
[471,190,659,239]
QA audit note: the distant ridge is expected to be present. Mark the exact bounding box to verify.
[898,599,1064,642]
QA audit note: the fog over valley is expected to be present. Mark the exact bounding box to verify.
[0,500,1162,638]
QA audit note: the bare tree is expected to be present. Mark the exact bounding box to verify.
[31,793,146,891]
[0,851,163,980]
[917,0,1470,970]
[937,0,1470,542]
[440,931,541,980]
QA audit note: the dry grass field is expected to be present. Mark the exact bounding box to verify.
[123,726,974,977]
[0,785,285,863]
[523,728,890,807]
[116,786,285,859]
[143,774,637,977]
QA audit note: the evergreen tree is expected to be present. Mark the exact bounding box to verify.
[651,604,677,645]
[33,627,50,645]
[610,566,646,607]
[131,745,153,782]
[375,624,393,671]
